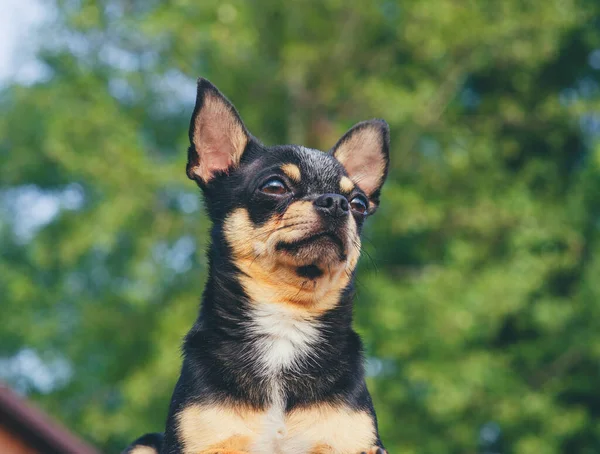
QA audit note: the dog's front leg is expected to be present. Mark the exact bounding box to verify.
[162,403,258,454]
[195,434,252,454]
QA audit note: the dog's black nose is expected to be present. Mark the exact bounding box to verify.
[314,193,349,218]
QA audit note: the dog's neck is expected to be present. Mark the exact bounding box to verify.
[182,227,359,409]
[210,225,356,316]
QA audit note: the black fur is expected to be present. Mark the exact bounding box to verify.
[122,433,164,453]
[124,78,390,454]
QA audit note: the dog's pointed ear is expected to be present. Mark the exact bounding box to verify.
[331,119,390,205]
[186,78,250,185]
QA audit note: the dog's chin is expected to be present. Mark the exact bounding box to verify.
[275,232,347,269]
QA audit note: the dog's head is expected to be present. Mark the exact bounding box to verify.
[187,79,389,312]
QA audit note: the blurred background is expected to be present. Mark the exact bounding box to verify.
[1,0,600,453]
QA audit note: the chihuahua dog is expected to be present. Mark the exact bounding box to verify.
[124,78,390,454]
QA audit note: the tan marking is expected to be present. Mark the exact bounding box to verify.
[333,124,386,198]
[129,447,158,454]
[286,404,376,453]
[224,206,360,313]
[310,444,334,453]
[203,433,251,453]
[177,404,257,453]
[177,402,376,454]
[281,163,302,182]
[189,92,248,183]
[200,451,248,454]
[207,434,252,452]
[339,176,355,193]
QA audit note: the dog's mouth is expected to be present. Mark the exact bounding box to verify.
[275,231,347,261]
[295,264,324,279]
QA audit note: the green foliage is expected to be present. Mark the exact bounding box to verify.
[2,1,600,452]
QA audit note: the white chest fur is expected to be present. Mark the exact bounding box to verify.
[248,303,321,376]
[247,303,322,453]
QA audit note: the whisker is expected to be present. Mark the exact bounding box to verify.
[294,280,309,299]
[351,237,377,273]
[360,233,378,248]
[249,249,264,267]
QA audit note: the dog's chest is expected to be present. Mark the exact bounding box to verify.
[247,304,321,453]
[247,402,376,454]
[248,303,321,376]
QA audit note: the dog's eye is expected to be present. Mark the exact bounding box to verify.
[349,196,368,214]
[260,178,289,195]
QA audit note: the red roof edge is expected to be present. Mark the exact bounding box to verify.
[0,384,99,454]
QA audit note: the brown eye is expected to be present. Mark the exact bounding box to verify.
[260,178,289,195]
[349,196,368,214]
